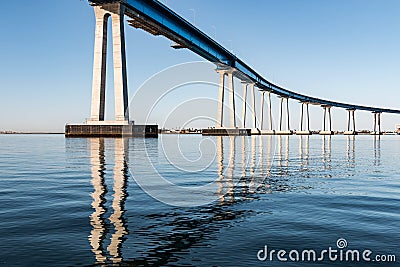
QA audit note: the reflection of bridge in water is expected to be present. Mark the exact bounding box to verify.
[89,138,129,264]
[86,135,382,264]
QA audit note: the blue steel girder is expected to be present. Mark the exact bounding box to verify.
[88,0,400,114]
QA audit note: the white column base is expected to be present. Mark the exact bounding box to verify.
[296,130,312,135]
[319,131,334,135]
[344,131,357,135]
[260,130,275,135]
[276,130,293,135]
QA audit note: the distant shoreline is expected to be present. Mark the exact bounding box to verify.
[0,132,64,135]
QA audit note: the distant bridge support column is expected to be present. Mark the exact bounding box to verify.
[260,92,265,130]
[344,109,357,135]
[216,70,226,128]
[320,105,334,135]
[277,97,293,135]
[371,112,382,135]
[228,71,236,128]
[297,102,312,135]
[262,91,275,135]
[250,83,260,134]
[241,83,248,128]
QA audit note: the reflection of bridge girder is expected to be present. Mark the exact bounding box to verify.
[88,0,400,114]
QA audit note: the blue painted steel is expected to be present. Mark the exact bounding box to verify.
[89,0,400,114]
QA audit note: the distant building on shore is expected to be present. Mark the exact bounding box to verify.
[397,125,400,134]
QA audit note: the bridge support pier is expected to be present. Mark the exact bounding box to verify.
[260,92,265,130]
[66,3,158,137]
[228,71,236,128]
[320,105,334,135]
[344,109,357,135]
[242,83,248,128]
[263,91,275,135]
[250,83,260,135]
[297,102,311,135]
[89,3,129,123]
[259,91,274,135]
[216,69,236,129]
[217,70,226,128]
[371,112,382,135]
[277,97,293,135]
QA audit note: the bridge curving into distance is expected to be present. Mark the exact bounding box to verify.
[83,0,400,136]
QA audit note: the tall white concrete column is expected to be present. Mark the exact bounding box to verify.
[90,7,109,121]
[242,83,248,128]
[279,97,284,131]
[328,107,332,131]
[260,92,265,130]
[112,5,129,122]
[267,92,272,131]
[300,103,304,131]
[306,103,310,131]
[217,70,226,128]
[228,72,236,128]
[250,83,257,129]
[286,98,290,130]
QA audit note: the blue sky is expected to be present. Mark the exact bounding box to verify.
[0,0,399,132]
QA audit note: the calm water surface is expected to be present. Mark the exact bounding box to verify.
[0,134,399,266]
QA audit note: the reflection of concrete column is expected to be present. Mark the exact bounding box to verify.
[241,136,247,178]
[89,138,107,264]
[284,136,289,168]
[90,8,109,121]
[346,135,355,167]
[216,137,225,203]
[227,137,236,203]
[249,136,256,192]
[112,5,129,122]
[228,72,236,128]
[108,138,129,263]
[242,84,248,128]
[374,135,381,166]
[259,135,264,178]
[217,71,226,128]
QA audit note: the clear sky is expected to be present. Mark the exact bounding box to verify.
[0,0,399,132]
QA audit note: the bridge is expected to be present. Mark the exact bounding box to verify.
[66,0,400,136]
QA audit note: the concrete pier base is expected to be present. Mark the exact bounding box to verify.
[344,131,357,135]
[202,128,251,136]
[65,123,158,137]
[319,131,334,135]
[260,130,275,135]
[276,130,293,135]
[251,128,261,135]
[296,130,312,135]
